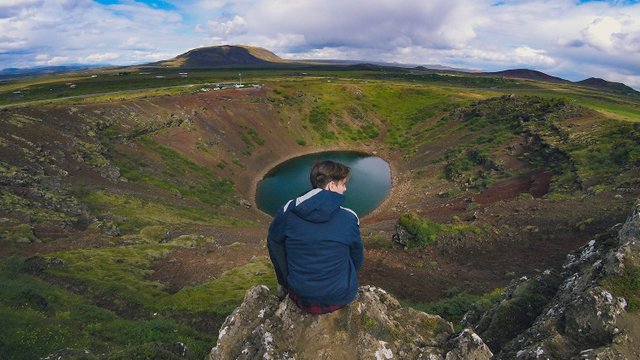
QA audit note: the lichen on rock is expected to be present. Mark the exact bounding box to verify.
[464,201,640,359]
[209,285,492,360]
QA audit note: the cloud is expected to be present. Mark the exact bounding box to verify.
[82,52,121,63]
[0,0,639,90]
[34,54,71,66]
[513,46,555,66]
[581,16,623,51]
[197,15,248,41]
[0,0,196,68]
[236,0,486,51]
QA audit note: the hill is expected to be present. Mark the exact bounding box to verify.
[149,45,288,68]
[576,77,640,96]
[480,68,568,83]
[0,65,97,79]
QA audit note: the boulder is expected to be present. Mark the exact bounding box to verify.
[209,285,492,360]
[465,202,640,359]
[391,221,412,248]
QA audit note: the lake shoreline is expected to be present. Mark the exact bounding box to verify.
[247,144,397,222]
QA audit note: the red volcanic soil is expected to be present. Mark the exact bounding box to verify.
[4,86,638,309]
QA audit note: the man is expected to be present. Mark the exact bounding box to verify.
[267,160,364,314]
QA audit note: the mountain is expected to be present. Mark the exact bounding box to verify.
[576,77,639,96]
[480,69,569,83]
[149,45,289,68]
[0,65,97,79]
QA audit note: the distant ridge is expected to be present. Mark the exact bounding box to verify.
[575,77,639,96]
[0,65,96,79]
[149,45,288,68]
[481,69,568,83]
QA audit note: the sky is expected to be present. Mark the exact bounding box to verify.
[1,0,639,89]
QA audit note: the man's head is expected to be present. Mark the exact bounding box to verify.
[310,160,350,194]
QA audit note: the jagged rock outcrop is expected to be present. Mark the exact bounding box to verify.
[209,286,492,360]
[465,202,640,359]
[210,203,640,359]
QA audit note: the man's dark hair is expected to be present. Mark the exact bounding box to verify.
[310,160,351,189]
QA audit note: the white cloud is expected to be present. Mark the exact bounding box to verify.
[235,0,486,52]
[198,15,248,41]
[513,46,555,66]
[581,16,623,51]
[0,0,196,68]
[82,52,120,63]
[0,0,639,90]
[35,55,71,66]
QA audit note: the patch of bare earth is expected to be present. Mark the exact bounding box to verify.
[149,226,266,293]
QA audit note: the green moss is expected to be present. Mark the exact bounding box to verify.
[45,246,171,309]
[73,140,110,168]
[0,256,210,359]
[1,242,272,357]
[475,275,561,352]
[112,136,234,208]
[0,189,75,223]
[443,148,498,189]
[575,218,594,231]
[405,287,503,326]
[308,106,337,141]
[77,189,250,230]
[246,127,265,145]
[601,263,640,312]
[0,223,37,244]
[163,257,276,314]
[398,211,481,248]
[139,226,170,243]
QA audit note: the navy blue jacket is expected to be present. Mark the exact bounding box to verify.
[267,188,364,305]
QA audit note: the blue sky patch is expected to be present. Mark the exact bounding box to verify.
[94,0,177,10]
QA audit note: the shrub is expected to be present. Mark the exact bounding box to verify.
[398,212,482,248]
[398,212,441,247]
[406,287,503,326]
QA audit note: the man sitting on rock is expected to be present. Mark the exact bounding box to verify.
[267,160,364,314]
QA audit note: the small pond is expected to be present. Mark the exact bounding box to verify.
[256,151,391,217]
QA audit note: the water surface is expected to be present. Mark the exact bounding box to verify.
[256,151,391,217]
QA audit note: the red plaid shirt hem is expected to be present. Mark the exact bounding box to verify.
[288,288,346,315]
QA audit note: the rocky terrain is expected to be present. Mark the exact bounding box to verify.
[209,285,492,360]
[209,202,640,359]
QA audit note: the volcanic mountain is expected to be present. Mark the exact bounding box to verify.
[576,77,640,96]
[149,45,289,68]
[481,69,568,83]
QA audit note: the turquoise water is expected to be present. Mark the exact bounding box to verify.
[256,151,391,217]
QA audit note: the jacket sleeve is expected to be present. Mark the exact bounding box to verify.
[267,206,289,287]
[349,220,364,271]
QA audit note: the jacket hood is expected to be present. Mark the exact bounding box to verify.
[290,189,345,223]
